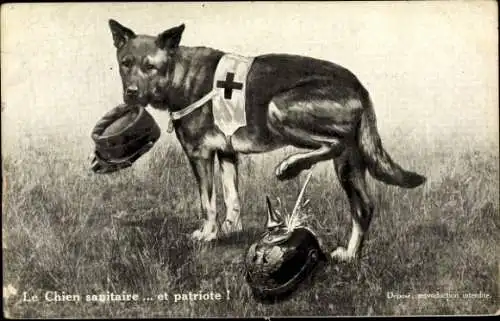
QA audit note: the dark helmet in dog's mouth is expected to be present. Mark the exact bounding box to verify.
[90,104,161,174]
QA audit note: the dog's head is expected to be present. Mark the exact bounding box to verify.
[108,19,185,108]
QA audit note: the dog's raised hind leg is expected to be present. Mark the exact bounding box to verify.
[217,150,242,236]
[266,97,358,180]
[275,140,344,180]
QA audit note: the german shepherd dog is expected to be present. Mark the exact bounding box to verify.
[108,20,426,262]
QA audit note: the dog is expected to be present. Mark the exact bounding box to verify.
[108,19,426,262]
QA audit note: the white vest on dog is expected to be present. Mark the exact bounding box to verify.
[212,53,255,136]
[168,53,255,136]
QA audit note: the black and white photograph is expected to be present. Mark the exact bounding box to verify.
[1,1,498,318]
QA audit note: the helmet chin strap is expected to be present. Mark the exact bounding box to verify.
[290,165,316,218]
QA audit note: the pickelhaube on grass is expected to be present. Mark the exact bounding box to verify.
[245,172,328,303]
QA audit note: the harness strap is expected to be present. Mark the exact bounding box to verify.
[169,89,218,120]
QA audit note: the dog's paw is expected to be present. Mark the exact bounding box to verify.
[191,229,204,241]
[191,223,219,242]
[201,231,218,242]
[275,159,299,181]
[191,229,218,242]
[221,219,242,236]
[275,157,312,181]
[330,247,357,263]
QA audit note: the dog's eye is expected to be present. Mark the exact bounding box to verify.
[121,60,132,68]
[144,63,156,71]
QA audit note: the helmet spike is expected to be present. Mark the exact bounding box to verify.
[266,196,284,230]
[290,166,315,218]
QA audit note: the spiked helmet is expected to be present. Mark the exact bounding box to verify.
[245,171,327,303]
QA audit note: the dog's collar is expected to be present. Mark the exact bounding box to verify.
[166,89,218,133]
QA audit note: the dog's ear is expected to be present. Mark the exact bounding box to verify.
[155,24,185,50]
[109,19,136,49]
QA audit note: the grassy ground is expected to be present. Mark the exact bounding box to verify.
[2,130,499,317]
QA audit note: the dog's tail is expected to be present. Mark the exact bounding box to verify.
[357,91,426,188]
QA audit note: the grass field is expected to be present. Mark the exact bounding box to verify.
[2,129,499,317]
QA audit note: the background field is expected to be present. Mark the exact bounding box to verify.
[2,129,499,317]
[2,1,498,318]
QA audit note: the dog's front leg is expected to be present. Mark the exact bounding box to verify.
[189,153,218,242]
[217,150,242,236]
